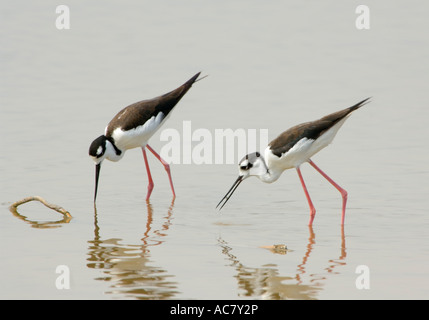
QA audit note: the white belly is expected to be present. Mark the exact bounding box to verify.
[109,112,166,150]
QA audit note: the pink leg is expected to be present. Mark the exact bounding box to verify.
[146,144,176,199]
[141,147,154,201]
[308,159,347,225]
[296,166,316,226]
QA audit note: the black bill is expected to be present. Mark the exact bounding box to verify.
[216,175,244,210]
[94,163,101,203]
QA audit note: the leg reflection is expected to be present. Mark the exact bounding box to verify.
[217,226,347,299]
[87,200,177,299]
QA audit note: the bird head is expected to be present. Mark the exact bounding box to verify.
[216,152,268,210]
[238,151,269,179]
[89,135,109,165]
[88,135,123,203]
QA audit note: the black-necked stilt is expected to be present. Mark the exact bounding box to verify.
[216,98,370,225]
[89,72,202,203]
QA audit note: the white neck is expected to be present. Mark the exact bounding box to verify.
[256,157,282,183]
[105,140,124,162]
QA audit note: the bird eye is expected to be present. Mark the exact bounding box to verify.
[96,146,103,156]
[240,163,253,170]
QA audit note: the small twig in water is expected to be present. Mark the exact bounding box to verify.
[9,196,72,218]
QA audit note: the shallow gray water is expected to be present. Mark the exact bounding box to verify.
[1,1,429,299]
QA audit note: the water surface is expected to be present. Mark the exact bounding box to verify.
[1,1,429,299]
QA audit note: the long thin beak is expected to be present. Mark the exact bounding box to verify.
[216,175,244,210]
[94,163,101,203]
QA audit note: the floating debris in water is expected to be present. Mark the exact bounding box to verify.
[9,196,72,228]
[260,244,289,255]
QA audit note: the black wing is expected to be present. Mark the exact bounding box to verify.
[269,98,370,157]
[105,72,200,136]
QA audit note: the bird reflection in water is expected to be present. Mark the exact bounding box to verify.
[218,226,346,300]
[87,201,177,299]
[295,226,347,286]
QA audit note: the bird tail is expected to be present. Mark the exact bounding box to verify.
[181,71,209,89]
[349,97,371,112]
[160,72,204,101]
[184,72,202,86]
[319,97,371,123]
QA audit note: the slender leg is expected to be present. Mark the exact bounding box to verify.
[308,159,347,225]
[146,144,176,199]
[296,166,316,226]
[141,147,154,201]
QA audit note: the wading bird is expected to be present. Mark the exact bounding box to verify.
[89,72,202,203]
[216,98,370,225]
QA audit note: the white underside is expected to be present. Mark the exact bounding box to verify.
[265,115,350,174]
[107,112,167,151]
